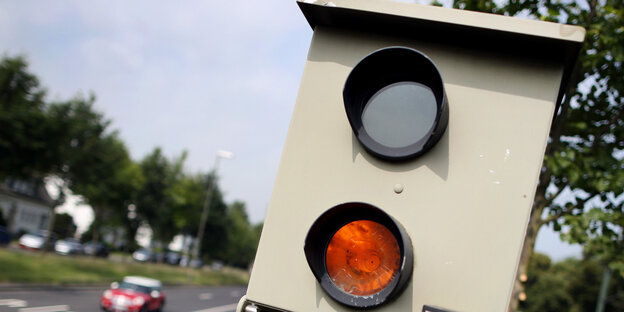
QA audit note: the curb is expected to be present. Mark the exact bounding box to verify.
[0,284,106,292]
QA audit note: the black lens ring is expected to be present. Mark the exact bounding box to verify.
[343,46,449,161]
[304,202,413,308]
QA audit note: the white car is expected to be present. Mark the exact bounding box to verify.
[54,239,83,255]
[132,248,154,262]
[19,232,52,250]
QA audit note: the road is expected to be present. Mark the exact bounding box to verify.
[0,286,245,312]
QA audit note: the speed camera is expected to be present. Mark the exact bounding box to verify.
[238,0,585,311]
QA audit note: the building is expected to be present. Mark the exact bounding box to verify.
[0,178,55,235]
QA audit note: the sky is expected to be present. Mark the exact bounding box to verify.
[0,0,582,261]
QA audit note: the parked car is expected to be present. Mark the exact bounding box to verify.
[164,251,181,265]
[210,260,224,271]
[0,226,11,246]
[100,276,166,312]
[83,242,110,258]
[179,255,202,268]
[152,252,165,263]
[54,239,83,255]
[132,248,154,262]
[18,231,54,251]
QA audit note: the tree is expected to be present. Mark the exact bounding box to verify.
[0,56,55,180]
[136,148,185,249]
[61,113,140,247]
[112,160,143,251]
[521,253,624,311]
[522,253,574,312]
[221,201,261,268]
[0,55,143,248]
[198,172,229,262]
[169,172,261,266]
[52,212,77,239]
[48,94,145,248]
[447,0,624,310]
[0,56,67,240]
[170,173,206,235]
[0,56,131,248]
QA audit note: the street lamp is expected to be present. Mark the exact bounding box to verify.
[191,150,234,267]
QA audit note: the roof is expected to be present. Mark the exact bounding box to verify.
[0,179,55,207]
[123,276,162,288]
[297,0,585,112]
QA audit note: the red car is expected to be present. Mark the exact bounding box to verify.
[101,276,166,312]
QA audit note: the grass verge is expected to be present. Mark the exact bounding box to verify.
[0,248,248,286]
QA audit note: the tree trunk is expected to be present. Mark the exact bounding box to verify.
[125,220,138,253]
[91,206,101,257]
[508,196,545,311]
[42,207,56,254]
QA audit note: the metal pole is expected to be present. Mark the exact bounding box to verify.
[191,155,221,267]
[595,266,611,312]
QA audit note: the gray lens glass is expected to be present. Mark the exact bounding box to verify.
[362,81,437,148]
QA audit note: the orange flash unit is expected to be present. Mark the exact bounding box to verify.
[326,220,401,296]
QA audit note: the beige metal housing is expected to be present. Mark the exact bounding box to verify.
[242,0,585,311]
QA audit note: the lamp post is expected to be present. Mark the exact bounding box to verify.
[191,150,234,267]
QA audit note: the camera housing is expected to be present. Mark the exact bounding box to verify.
[240,1,585,311]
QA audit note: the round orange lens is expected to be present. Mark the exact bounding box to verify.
[326,220,401,296]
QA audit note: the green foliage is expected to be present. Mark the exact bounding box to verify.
[0,54,263,271]
[451,0,501,14]
[67,130,140,245]
[0,55,142,246]
[221,202,262,268]
[0,56,56,179]
[450,0,624,283]
[54,100,144,247]
[133,149,262,266]
[170,173,206,234]
[200,172,230,262]
[53,212,77,239]
[167,171,262,267]
[540,0,622,275]
[521,253,624,311]
[135,147,185,245]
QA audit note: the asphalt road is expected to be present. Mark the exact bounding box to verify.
[0,285,246,312]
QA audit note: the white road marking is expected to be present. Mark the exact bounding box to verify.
[229,290,241,297]
[0,299,27,308]
[191,303,238,312]
[19,305,69,312]
[198,292,213,300]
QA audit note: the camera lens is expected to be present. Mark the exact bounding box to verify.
[343,47,448,161]
[362,81,437,149]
